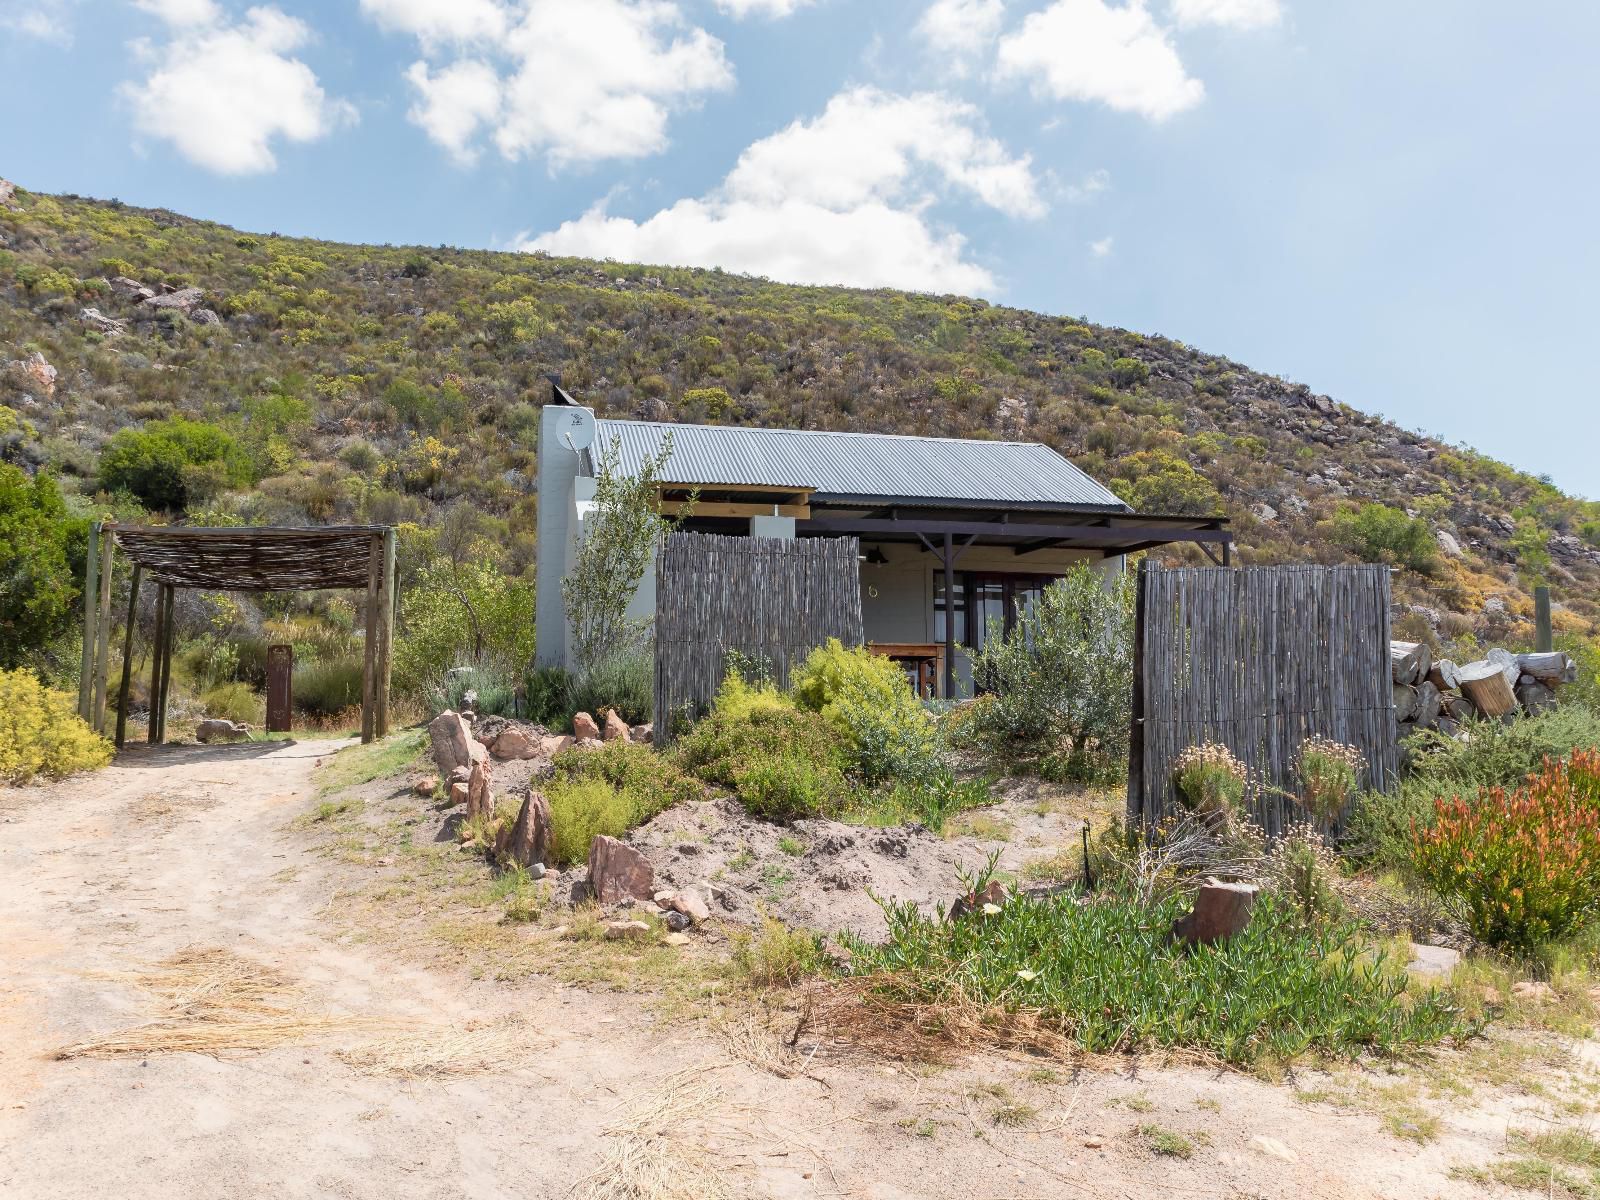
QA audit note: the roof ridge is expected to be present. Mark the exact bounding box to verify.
[594,416,1046,450]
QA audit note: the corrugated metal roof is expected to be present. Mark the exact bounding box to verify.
[589,419,1129,510]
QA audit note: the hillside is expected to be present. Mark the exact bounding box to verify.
[3,180,1598,652]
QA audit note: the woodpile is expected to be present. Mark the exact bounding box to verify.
[1391,640,1578,737]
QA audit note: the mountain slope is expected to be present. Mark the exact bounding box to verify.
[2,181,1596,643]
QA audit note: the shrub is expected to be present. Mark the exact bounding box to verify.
[200,681,262,725]
[393,557,535,697]
[567,648,653,726]
[0,668,113,783]
[552,739,702,811]
[97,417,252,512]
[292,656,363,718]
[1171,743,1247,823]
[429,664,517,717]
[0,466,89,669]
[1261,824,1345,927]
[1328,503,1437,574]
[710,672,793,723]
[674,690,852,820]
[1295,736,1365,825]
[844,888,1473,1065]
[524,664,573,728]
[1412,751,1600,953]
[967,565,1134,782]
[1108,450,1223,517]
[734,915,826,987]
[546,778,634,868]
[794,639,944,789]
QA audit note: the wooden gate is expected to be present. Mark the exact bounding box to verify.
[654,532,864,744]
[1128,562,1398,834]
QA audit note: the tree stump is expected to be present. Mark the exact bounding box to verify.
[1458,659,1517,717]
[1171,878,1258,948]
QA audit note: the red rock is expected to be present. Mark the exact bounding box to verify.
[1171,878,1257,947]
[413,776,439,796]
[587,835,655,905]
[541,734,575,757]
[602,710,631,743]
[573,712,601,742]
[491,726,538,760]
[504,791,552,868]
[466,758,493,822]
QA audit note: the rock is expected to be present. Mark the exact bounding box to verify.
[602,710,631,743]
[141,286,205,312]
[194,718,250,743]
[1512,981,1555,1004]
[1171,878,1257,947]
[665,910,692,932]
[587,835,655,905]
[541,734,575,757]
[503,790,552,869]
[1435,529,1464,558]
[466,758,493,822]
[663,931,691,947]
[949,879,1008,921]
[449,781,469,808]
[109,275,155,300]
[412,776,439,797]
[574,738,603,750]
[654,890,675,906]
[630,723,654,744]
[1248,1135,1298,1163]
[1252,503,1278,524]
[668,889,712,924]
[428,710,485,776]
[0,179,15,209]
[80,307,128,335]
[1083,1135,1105,1149]
[6,352,56,397]
[491,725,539,760]
[573,712,600,742]
[189,307,222,327]
[603,919,651,942]
[1406,943,1461,977]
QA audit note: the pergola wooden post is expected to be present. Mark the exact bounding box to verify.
[105,524,398,748]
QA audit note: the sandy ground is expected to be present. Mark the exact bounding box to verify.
[0,739,1569,1199]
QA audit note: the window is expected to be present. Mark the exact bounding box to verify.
[934,572,1061,651]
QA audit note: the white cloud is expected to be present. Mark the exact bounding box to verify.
[406,60,501,163]
[358,0,507,46]
[1063,167,1110,202]
[519,86,1043,295]
[1170,0,1280,29]
[916,0,1004,54]
[131,0,220,25]
[996,0,1203,121]
[1,0,76,43]
[713,0,813,16]
[123,6,356,174]
[1089,235,1114,256]
[377,0,732,168]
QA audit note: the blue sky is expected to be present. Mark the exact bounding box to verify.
[3,0,1597,497]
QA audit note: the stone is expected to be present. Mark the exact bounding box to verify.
[1512,981,1555,1004]
[1406,943,1462,977]
[189,308,222,327]
[665,910,692,933]
[412,776,439,797]
[1171,878,1257,947]
[109,275,155,300]
[428,710,486,776]
[503,790,552,869]
[1252,503,1278,524]
[0,179,15,209]
[7,352,56,397]
[604,920,651,942]
[630,724,654,744]
[194,718,250,743]
[587,835,655,905]
[466,758,493,822]
[573,712,600,742]
[80,307,128,335]
[141,286,205,312]
[491,725,539,760]
[1248,1135,1298,1164]
[663,932,691,947]
[668,889,712,924]
[949,879,1008,921]
[541,734,575,757]
[602,710,631,743]
[654,890,676,906]
[1435,529,1464,558]
[449,781,470,808]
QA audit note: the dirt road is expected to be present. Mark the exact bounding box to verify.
[0,741,1503,1198]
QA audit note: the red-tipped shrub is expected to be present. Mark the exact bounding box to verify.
[1412,750,1600,953]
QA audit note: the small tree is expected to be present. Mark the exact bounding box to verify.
[1327,503,1436,574]
[563,436,679,672]
[0,467,89,669]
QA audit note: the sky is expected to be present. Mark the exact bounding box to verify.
[2,1,1597,498]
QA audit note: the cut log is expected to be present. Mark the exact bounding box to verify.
[1415,681,1444,729]
[1171,878,1258,948]
[1516,651,1578,686]
[1427,658,1460,692]
[1391,641,1428,686]
[1441,693,1473,721]
[1392,682,1419,722]
[1486,647,1521,689]
[1515,676,1558,715]
[1458,659,1517,717]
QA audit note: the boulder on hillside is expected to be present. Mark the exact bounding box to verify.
[602,710,631,743]
[587,835,654,905]
[491,725,539,760]
[428,709,485,777]
[195,718,250,743]
[0,179,15,209]
[81,307,128,335]
[110,275,156,301]
[573,712,600,742]
[190,307,223,327]
[6,352,56,397]
[141,286,205,313]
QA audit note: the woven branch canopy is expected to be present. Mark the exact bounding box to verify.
[109,524,390,591]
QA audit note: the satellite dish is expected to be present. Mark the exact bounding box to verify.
[561,407,597,453]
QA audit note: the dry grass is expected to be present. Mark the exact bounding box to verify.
[54,946,367,1059]
[337,1015,547,1079]
[576,1064,736,1200]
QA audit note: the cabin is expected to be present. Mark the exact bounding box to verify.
[534,397,1231,697]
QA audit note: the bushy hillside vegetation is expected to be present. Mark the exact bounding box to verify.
[2,182,1596,707]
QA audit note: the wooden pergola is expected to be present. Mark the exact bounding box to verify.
[77,523,398,748]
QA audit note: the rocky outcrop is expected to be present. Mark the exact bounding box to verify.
[5,352,56,398]
[80,307,127,335]
[142,286,205,313]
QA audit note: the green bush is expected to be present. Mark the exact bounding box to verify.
[1108,450,1223,516]
[674,692,852,820]
[524,664,573,729]
[844,886,1474,1065]
[97,417,252,512]
[553,739,702,811]
[292,656,363,718]
[793,639,943,788]
[567,648,653,726]
[967,564,1134,782]
[1412,751,1600,953]
[546,778,635,868]
[393,557,535,697]
[430,664,517,717]
[0,466,88,669]
[200,681,262,725]
[1328,503,1437,574]
[0,668,113,782]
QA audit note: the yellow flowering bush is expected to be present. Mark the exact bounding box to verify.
[0,669,113,784]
